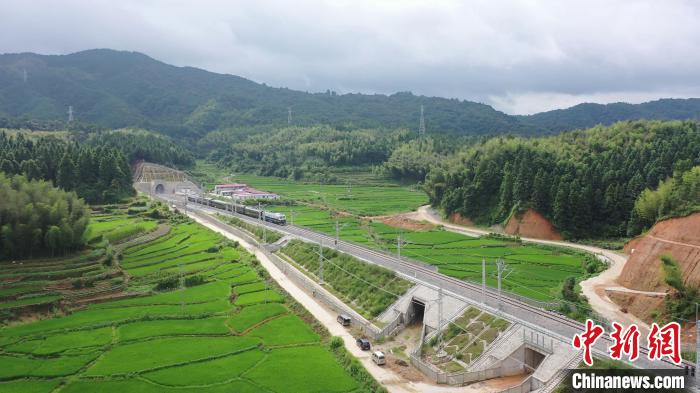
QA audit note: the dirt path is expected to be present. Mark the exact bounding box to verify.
[413,205,649,331]
[188,212,520,393]
[605,286,667,297]
[648,235,700,250]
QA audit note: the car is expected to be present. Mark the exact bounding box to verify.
[356,338,371,350]
[371,351,386,365]
[337,314,351,326]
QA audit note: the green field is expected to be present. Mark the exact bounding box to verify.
[214,173,599,303]
[230,173,428,216]
[281,240,413,319]
[0,210,374,393]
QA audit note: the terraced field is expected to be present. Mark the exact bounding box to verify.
[0,247,124,320]
[0,211,377,392]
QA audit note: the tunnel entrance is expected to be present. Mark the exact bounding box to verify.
[407,298,426,325]
[154,184,165,194]
[524,347,546,373]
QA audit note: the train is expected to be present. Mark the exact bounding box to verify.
[186,195,287,225]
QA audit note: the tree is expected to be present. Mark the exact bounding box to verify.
[44,226,62,257]
[56,153,77,191]
[0,173,90,259]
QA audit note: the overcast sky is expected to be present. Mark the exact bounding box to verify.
[1,0,699,114]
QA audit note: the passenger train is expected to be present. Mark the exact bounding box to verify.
[186,195,287,225]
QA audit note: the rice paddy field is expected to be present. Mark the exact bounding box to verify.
[225,173,428,216]
[0,210,375,393]
[213,173,599,303]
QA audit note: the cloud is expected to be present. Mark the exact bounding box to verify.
[1,0,699,113]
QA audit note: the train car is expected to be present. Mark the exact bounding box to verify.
[263,211,287,225]
[186,194,286,226]
[242,205,262,219]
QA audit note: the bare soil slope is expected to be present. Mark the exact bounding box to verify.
[618,212,700,292]
[504,208,562,241]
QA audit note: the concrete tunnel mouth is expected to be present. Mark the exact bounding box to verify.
[154,183,165,194]
[407,298,426,325]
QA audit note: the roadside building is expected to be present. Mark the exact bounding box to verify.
[213,183,279,201]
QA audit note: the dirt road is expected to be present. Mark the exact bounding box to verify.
[188,212,522,393]
[411,205,649,330]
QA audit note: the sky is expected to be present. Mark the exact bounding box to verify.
[1,0,699,114]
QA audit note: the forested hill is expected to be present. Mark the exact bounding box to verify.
[518,99,700,132]
[0,49,524,137]
[426,121,700,239]
[2,49,700,138]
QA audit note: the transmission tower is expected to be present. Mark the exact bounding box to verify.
[67,106,74,122]
[288,107,292,125]
[418,104,426,137]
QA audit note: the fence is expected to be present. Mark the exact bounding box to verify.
[409,351,523,386]
[205,211,397,340]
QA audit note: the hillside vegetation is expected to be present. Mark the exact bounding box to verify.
[426,121,700,239]
[0,173,90,259]
[628,166,700,233]
[3,49,700,138]
[0,131,133,203]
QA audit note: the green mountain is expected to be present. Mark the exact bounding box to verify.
[1,49,700,137]
[519,99,700,131]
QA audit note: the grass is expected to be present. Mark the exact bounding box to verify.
[0,380,62,393]
[6,327,112,354]
[244,346,358,393]
[234,289,285,306]
[61,379,261,393]
[142,349,265,385]
[280,239,412,319]
[1,209,370,392]
[86,216,157,243]
[248,314,320,346]
[118,317,230,341]
[0,354,98,378]
[85,336,260,376]
[227,303,288,333]
[425,307,510,367]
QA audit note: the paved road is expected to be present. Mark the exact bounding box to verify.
[161,194,693,372]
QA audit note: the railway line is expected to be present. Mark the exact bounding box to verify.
[166,194,695,373]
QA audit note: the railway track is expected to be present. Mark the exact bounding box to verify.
[172,195,695,372]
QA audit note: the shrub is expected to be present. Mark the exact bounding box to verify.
[184,275,206,287]
[154,276,180,291]
[330,336,344,350]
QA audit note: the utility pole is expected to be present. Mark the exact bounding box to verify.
[419,104,426,137]
[335,219,340,249]
[438,287,444,350]
[67,106,74,122]
[482,257,486,305]
[288,107,292,125]
[496,258,506,310]
[695,303,700,381]
[397,234,402,260]
[318,241,324,284]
